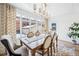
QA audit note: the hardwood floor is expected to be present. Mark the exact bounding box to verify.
[55,40,79,56]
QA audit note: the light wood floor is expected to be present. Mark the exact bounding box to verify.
[15,40,79,56]
[55,40,79,56]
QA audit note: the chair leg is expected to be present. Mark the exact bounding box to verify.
[9,52,21,56]
[50,45,52,56]
[53,43,55,54]
[56,37,58,53]
[50,42,55,56]
[56,43,58,53]
[42,51,44,56]
[47,48,49,56]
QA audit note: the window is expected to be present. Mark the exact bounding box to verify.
[16,9,42,38]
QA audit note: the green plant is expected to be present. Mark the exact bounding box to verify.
[68,22,79,39]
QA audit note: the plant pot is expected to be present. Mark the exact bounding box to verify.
[72,39,79,45]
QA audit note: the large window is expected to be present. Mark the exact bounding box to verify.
[16,9,42,38]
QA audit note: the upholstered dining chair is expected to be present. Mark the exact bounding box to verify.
[27,32,34,38]
[35,31,40,36]
[49,31,56,56]
[0,41,7,56]
[1,39,21,56]
[36,35,52,56]
[50,32,58,56]
[1,35,21,56]
[54,34,58,53]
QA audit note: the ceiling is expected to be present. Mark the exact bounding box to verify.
[10,3,79,18]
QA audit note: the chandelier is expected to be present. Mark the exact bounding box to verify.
[33,3,50,32]
[33,3,49,19]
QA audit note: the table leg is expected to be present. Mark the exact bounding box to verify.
[31,49,36,56]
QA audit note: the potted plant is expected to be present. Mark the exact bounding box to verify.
[68,22,79,44]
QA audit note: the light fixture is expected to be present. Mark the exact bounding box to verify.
[33,3,49,18]
[33,3,50,32]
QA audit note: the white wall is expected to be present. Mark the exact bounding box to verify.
[48,3,79,42]
[48,12,79,43]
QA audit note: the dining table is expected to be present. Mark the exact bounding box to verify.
[20,34,48,56]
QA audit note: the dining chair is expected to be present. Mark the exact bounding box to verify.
[1,35,22,56]
[36,35,52,56]
[1,39,21,56]
[49,31,56,56]
[35,31,40,36]
[51,32,58,55]
[0,41,7,56]
[27,32,34,38]
[55,34,58,53]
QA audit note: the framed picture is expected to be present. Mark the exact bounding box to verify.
[51,23,56,31]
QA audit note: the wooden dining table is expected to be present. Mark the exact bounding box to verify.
[20,34,47,56]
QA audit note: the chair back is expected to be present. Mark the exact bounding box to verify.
[53,33,58,43]
[50,31,56,42]
[27,32,34,38]
[1,39,14,56]
[35,31,40,36]
[43,35,52,49]
[1,35,16,50]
